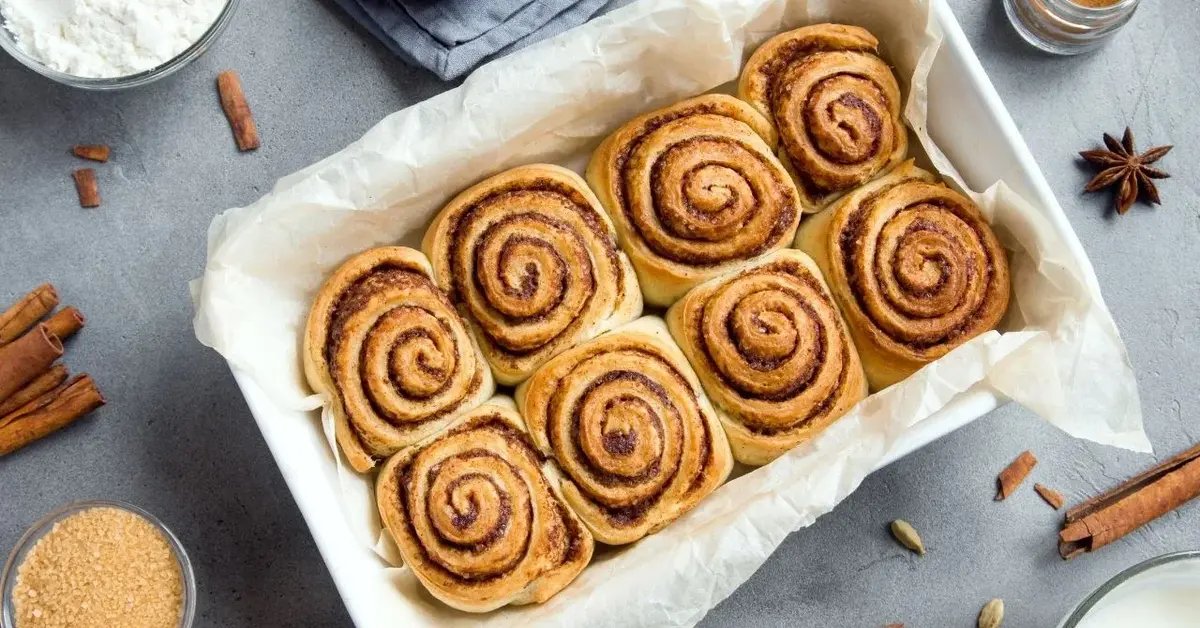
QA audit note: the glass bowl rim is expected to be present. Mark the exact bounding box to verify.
[0,499,197,628]
[0,0,239,90]
[1059,550,1200,627]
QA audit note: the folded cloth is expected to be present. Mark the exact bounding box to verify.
[331,0,611,80]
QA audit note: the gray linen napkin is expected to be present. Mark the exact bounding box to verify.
[330,0,611,81]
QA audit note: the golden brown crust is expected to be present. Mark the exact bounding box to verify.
[665,250,868,465]
[738,24,908,213]
[422,164,642,386]
[376,398,593,613]
[586,94,802,306]
[794,161,1011,390]
[302,247,495,472]
[514,317,733,545]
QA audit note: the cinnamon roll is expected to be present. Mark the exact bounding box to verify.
[515,317,733,545]
[794,160,1011,390]
[738,24,908,213]
[422,164,642,386]
[665,250,868,465]
[376,397,593,613]
[586,94,802,306]
[303,247,494,472]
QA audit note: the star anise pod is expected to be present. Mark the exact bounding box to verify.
[1079,127,1171,215]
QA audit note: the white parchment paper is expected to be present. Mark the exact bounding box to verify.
[191,0,1150,625]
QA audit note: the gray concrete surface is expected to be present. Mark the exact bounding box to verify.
[1,1,1197,626]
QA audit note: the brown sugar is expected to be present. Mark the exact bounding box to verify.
[12,507,184,628]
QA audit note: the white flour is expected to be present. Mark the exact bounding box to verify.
[0,0,227,78]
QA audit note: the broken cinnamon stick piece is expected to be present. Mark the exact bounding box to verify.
[0,325,63,405]
[1059,443,1200,560]
[0,374,105,456]
[73,168,101,208]
[0,364,68,421]
[996,450,1038,500]
[0,284,58,345]
[1035,483,1065,510]
[72,144,110,162]
[217,70,261,151]
[44,307,85,341]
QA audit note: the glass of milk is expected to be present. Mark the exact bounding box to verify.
[1058,551,1200,628]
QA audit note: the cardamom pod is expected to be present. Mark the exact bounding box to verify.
[978,598,1004,628]
[889,520,925,555]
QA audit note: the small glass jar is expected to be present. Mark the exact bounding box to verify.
[1003,0,1140,55]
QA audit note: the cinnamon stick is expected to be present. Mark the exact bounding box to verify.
[0,364,68,421]
[73,168,101,208]
[1035,483,1066,510]
[44,307,85,341]
[0,325,63,404]
[996,450,1038,500]
[72,144,110,163]
[217,70,261,151]
[0,284,58,345]
[0,369,76,429]
[1059,443,1200,560]
[0,374,104,456]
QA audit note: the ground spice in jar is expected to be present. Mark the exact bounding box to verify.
[1005,0,1139,54]
[12,507,184,628]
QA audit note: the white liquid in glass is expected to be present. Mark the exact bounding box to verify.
[1076,588,1200,628]
[1071,558,1200,628]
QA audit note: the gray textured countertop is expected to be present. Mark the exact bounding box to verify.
[2,1,1198,626]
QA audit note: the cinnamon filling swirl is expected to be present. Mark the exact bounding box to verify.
[618,119,797,266]
[377,407,593,611]
[550,352,701,519]
[739,24,907,209]
[687,260,852,435]
[453,190,601,351]
[836,183,1007,356]
[325,266,482,433]
[426,165,641,384]
[517,320,732,544]
[405,446,530,580]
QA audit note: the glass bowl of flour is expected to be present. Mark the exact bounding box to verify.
[0,0,238,89]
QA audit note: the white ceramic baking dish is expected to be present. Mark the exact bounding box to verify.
[226,0,1107,625]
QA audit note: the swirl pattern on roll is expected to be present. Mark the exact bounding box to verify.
[376,399,593,613]
[666,250,868,465]
[516,317,733,545]
[586,94,802,306]
[303,247,494,472]
[423,164,642,386]
[795,160,1011,390]
[738,24,908,213]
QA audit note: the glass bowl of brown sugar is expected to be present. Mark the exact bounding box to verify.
[1,500,196,628]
